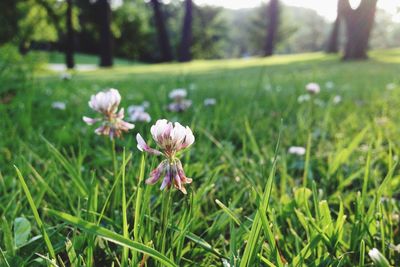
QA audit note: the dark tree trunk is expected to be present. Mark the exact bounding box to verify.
[0,0,18,44]
[98,0,113,67]
[66,0,74,69]
[326,0,348,53]
[264,0,279,56]
[178,0,193,62]
[326,16,340,53]
[342,0,378,60]
[151,0,173,62]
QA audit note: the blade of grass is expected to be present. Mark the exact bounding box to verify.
[14,166,56,261]
[132,154,145,264]
[302,133,312,187]
[121,149,129,267]
[215,199,242,227]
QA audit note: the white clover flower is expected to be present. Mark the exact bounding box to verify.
[325,81,334,89]
[306,82,320,94]
[386,83,396,90]
[51,101,66,110]
[129,111,151,123]
[368,248,390,267]
[60,72,72,80]
[136,119,194,194]
[83,88,134,139]
[128,109,151,123]
[127,105,145,114]
[204,98,217,106]
[288,146,306,156]
[297,94,311,103]
[169,88,187,100]
[168,100,192,112]
[333,95,342,104]
[88,88,121,113]
[127,102,151,122]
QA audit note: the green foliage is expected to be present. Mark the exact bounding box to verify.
[0,44,44,96]
[191,5,229,59]
[113,1,155,61]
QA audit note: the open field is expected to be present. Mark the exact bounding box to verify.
[1,49,400,266]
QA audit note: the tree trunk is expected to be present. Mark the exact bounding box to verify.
[264,0,279,56]
[151,0,173,62]
[326,16,340,53]
[66,0,75,69]
[98,0,113,67]
[178,0,193,62]
[342,0,377,60]
[326,0,347,53]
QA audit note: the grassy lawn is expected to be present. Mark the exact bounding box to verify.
[1,49,400,266]
[42,51,139,66]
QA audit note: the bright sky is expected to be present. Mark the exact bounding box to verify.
[194,0,400,21]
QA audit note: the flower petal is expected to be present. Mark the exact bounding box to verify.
[136,133,162,155]
[82,116,99,125]
[145,161,165,185]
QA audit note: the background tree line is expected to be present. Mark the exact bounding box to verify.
[1,0,399,66]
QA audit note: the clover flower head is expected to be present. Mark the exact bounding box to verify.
[169,88,187,100]
[386,83,396,90]
[333,95,342,104]
[83,88,134,139]
[204,98,217,106]
[306,83,320,94]
[127,104,151,123]
[136,119,195,194]
[297,94,311,103]
[52,101,66,110]
[288,146,306,156]
[168,100,192,112]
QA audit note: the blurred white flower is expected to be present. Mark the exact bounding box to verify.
[83,88,134,139]
[297,94,311,103]
[136,119,194,194]
[325,81,334,89]
[386,83,396,90]
[306,82,320,94]
[60,72,72,80]
[204,98,216,106]
[333,95,342,104]
[127,105,145,114]
[368,248,390,267]
[169,88,187,100]
[130,111,151,123]
[168,99,192,112]
[288,146,306,156]
[51,101,66,110]
[127,104,151,122]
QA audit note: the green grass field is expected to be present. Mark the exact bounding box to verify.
[1,49,400,266]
